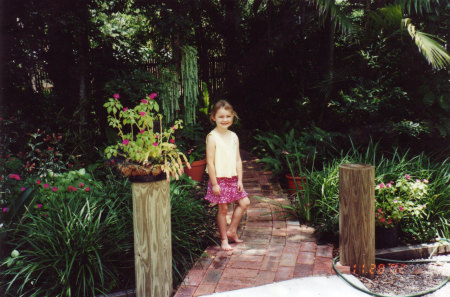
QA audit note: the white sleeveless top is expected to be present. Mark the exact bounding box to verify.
[206,130,238,178]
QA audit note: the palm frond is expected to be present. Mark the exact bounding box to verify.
[394,0,437,15]
[403,18,450,70]
[308,0,355,34]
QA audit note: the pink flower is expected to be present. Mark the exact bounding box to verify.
[113,94,120,99]
[378,183,385,189]
[281,150,290,155]
[79,182,84,188]
[141,99,148,104]
[36,180,41,185]
[152,142,158,146]
[123,139,129,146]
[2,207,8,212]
[379,217,386,223]
[21,187,26,191]
[52,187,58,192]
[405,174,410,180]
[123,107,128,112]
[170,139,175,143]
[377,208,382,214]
[139,130,145,134]
[8,174,21,181]
[139,111,146,116]
[67,186,77,192]
[172,125,176,130]
[155,134,159,138]
[386,183,391,188]
[149,93,157,100]
[398,206,404,211]
[85,187,90,192]
[423,179,429,184]
[37,204,43,209]
[43,184,49,188]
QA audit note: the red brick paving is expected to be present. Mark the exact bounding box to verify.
[173,157,350,297]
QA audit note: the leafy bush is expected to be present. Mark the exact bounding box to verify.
[1,165,216,295]
[252,126,338,176]
[170,175,216,284]
[307,141,449,244]
[375,176,428,228]
[1,168,134,297]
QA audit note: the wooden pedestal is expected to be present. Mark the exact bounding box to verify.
[132,179,172,297]
[339,163,375,278]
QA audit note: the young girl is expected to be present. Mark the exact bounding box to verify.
[204,100,251,251]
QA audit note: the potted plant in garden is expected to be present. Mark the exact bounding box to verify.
[104,93,190,181]
[183,145,206,182]
[281,144,314,222]
[175,123,207,182]
[374,174,428,248]
[281,141,313,195]
[104,92,190,297]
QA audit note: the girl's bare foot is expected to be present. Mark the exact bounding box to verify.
[227,230,243,243]
[221,239,233,251]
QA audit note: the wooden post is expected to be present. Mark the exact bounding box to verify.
[339,163,375,278]
[131,179,172,297]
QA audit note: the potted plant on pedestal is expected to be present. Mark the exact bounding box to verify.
[104,93,190,297]
[374,174,428,248]
[104,93,190,180]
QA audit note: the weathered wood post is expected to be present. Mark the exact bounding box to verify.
[131,176,172,297]
[339,163,375,278]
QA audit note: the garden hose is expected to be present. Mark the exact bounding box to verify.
[332,239,450,297]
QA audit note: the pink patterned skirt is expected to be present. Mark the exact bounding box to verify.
[204,176,248,204]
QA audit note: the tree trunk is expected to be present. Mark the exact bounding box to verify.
[77,2,90,129]
[193,1,209,91]
[339,163,375,279]
[222,0,241,97]
[132,180,172,297]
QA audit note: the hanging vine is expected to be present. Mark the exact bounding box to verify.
[181,45,199,125]
[159,67,180,124]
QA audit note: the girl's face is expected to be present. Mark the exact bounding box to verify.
[213,107,234,130]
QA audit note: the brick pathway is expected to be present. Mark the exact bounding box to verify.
[174,157,350,297]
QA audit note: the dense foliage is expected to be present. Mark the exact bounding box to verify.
[2,0,449,156]
[0,0,449,295]
[0,166,215,296]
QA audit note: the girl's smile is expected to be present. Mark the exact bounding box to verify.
[213,108,234,130]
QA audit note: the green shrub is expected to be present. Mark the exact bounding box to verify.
[310,141,449,244]
[252,126,338,177]
[1,166,216,295]
[170,175,216,284]
[1,168,134,297]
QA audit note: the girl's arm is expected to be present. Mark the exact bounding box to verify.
[236,136,244,192]
[206,134,220,195]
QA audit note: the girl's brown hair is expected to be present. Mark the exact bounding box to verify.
[210,100,239,123]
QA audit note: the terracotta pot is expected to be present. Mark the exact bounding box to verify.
[285,174,307,195]
[184,159,206,182]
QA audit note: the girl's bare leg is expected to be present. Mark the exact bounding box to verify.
[227,197,250,243]
[217,203,233,251]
